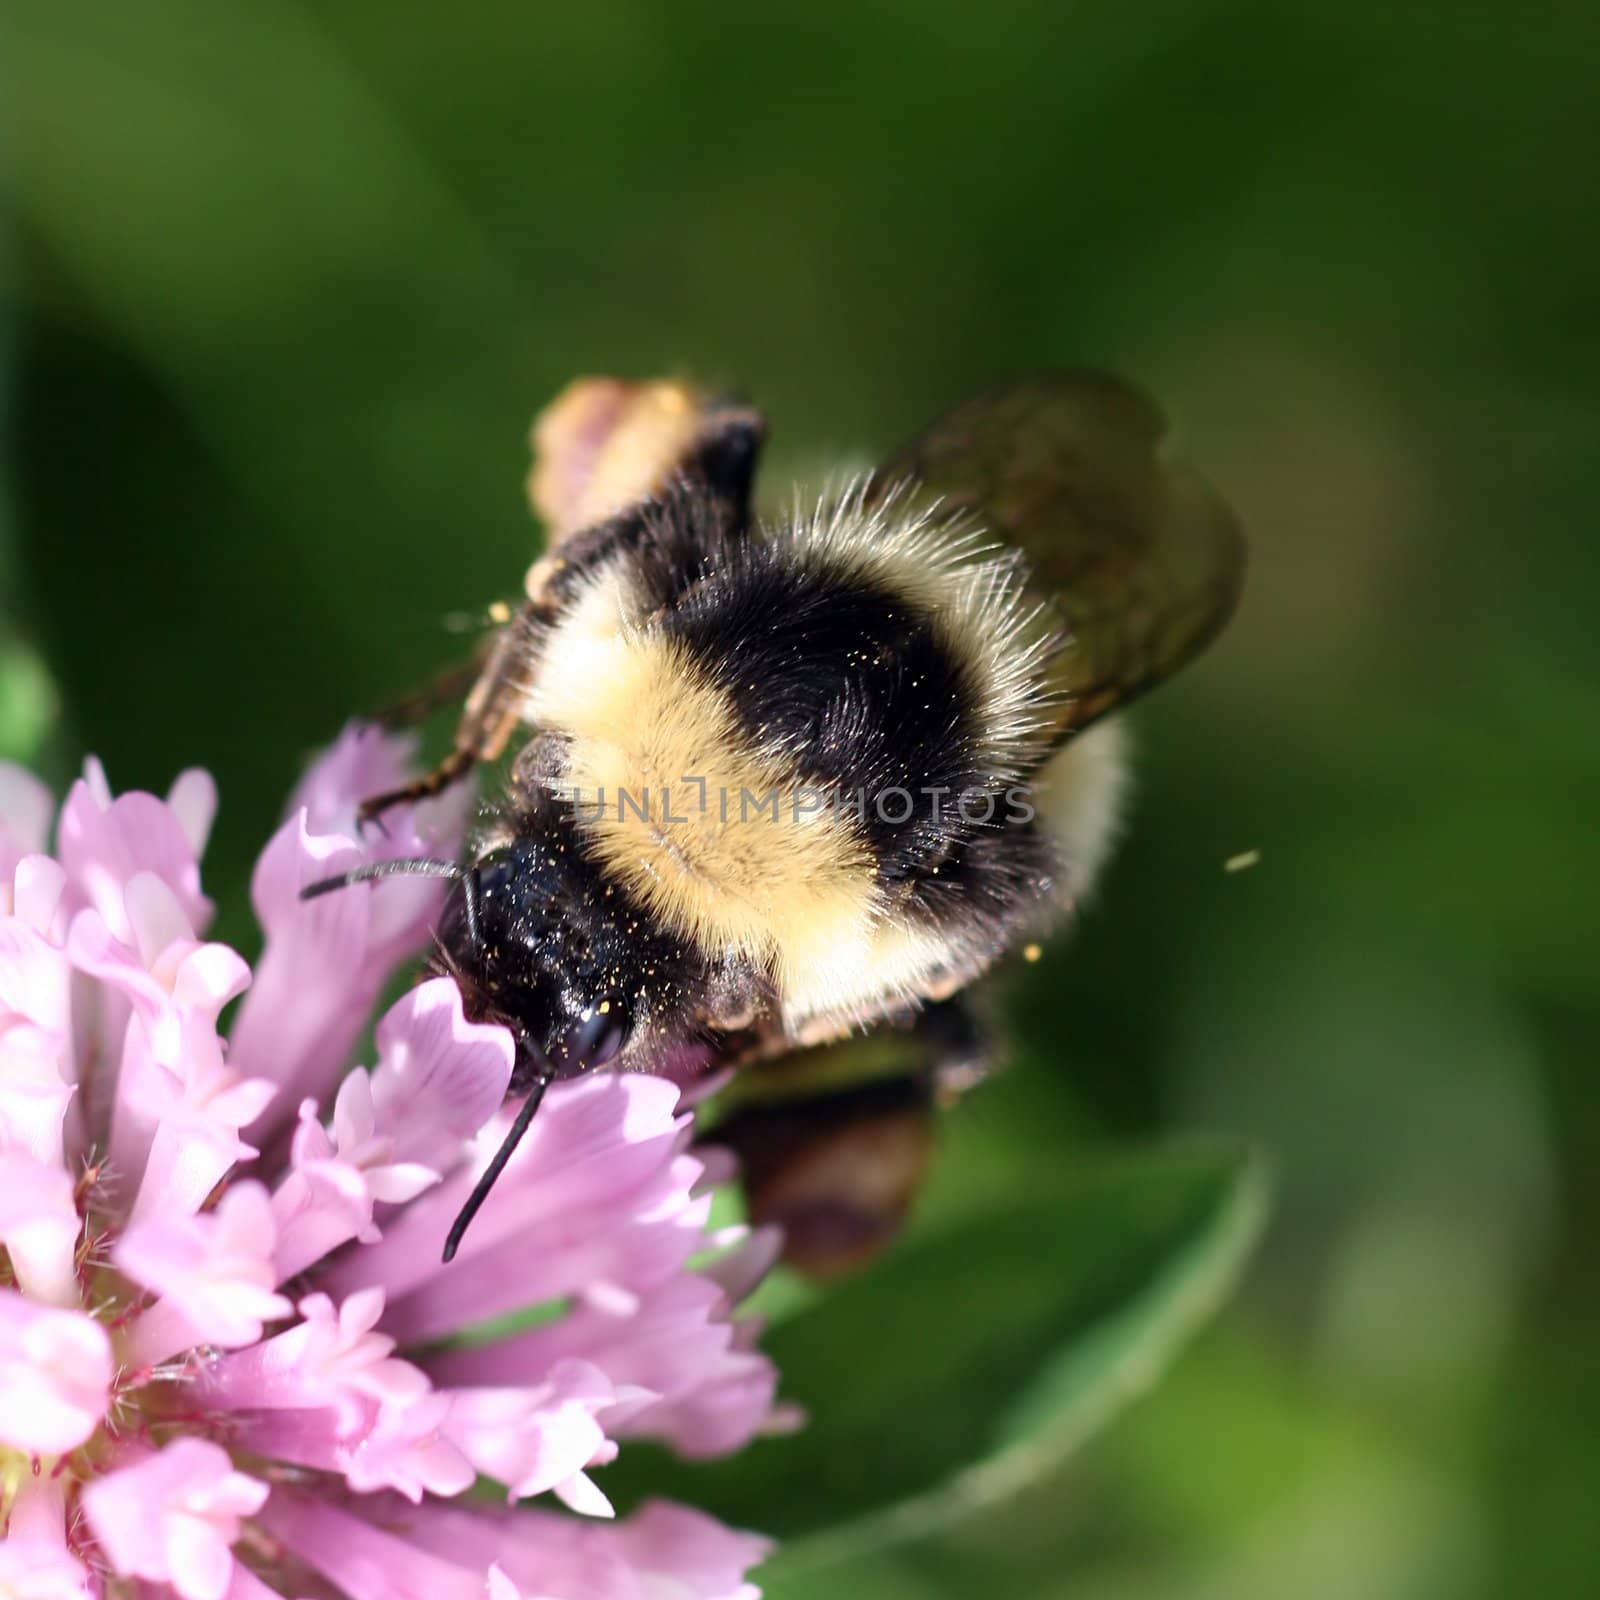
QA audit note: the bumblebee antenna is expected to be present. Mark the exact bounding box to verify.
[300,858,481,951]
[442,1061,554,1263]
[301,857,464,896]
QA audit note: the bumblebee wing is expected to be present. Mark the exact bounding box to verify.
[868,370,1245,749]
[704,999,987,1277]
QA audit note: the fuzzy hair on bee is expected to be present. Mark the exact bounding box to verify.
[523,479,1079,1039]
[305,372,1244,1269]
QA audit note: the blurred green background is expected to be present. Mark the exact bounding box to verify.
[3,4,1597,1596]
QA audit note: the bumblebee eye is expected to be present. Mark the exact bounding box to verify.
[566,993,632,1071]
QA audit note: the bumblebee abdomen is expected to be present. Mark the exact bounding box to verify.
[525,489,1069,1033]
[658,548,986,884]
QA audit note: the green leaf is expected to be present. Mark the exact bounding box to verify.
[0,639,58,768]
[601,1141,1266,1572]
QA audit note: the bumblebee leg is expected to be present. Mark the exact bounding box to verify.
[373,654,490,730]
[358,600,548,826]
[357,748,480,826]
[704,997,991,1278]
[528,377,765,554]
[525,396,765,610]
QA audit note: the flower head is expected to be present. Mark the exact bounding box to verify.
[0,727,779,1600]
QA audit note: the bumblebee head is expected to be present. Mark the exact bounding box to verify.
[438,835,641,1086]
[299,817,708,1261]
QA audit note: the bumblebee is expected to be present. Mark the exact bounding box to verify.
[305,372,1245,1269]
